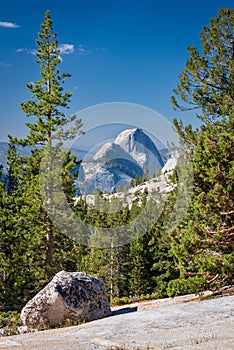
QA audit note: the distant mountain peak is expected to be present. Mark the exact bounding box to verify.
[93,141,134,163]
[114,127,164,175]
[76,128,167,194]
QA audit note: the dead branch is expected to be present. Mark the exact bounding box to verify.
[221,210,234,215]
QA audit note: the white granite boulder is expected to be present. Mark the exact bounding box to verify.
[20,271,111,328]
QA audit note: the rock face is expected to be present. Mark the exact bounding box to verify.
[76,128,166,194]
[20,271,111,328]
[114,128,164,175]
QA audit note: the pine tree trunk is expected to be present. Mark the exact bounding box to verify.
[45,215,54,264]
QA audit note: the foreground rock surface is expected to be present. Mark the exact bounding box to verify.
[1,294,233,350]
[20,271,111,328]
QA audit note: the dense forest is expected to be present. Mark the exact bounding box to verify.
[0,8,233,316]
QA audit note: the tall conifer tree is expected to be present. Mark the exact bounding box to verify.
[0,11,83,309]
[168,8,234,294]
[13,10,83,265]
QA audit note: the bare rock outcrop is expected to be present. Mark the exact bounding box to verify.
[20,271,111,328]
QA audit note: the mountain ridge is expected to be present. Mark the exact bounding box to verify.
[76,128,167,194]
[0,128,170,196]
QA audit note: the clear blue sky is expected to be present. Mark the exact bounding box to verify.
[0,0,232,142]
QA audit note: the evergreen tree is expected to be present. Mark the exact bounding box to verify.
[82,196,131,301]
[0,142,46,309]
[171,8,234,125]
[127,193,154,297]
[168,8,234,295]
[13,10,82,265]
[0,11,84,310]
[17,10,82,260]
[149,190,180,298]
[128,230,153,297]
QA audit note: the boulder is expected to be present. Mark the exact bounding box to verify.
[20,271,111,328]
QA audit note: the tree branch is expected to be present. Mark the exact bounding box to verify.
[221,210,234,215]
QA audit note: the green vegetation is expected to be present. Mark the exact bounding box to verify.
[0,312,22,336]
[0,10,84,311]
[0,8,233,334]
[169,7,234,295]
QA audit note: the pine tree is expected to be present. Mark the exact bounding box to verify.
[148,190,180,298]
[171,8,234,125]
[82,196,131,301]
[167,8,234,295]
[13,10,82,264]
[0,142,46,309]
[127,193,154,297]
[0,11,84,310]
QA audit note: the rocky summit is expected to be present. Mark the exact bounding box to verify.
[20,271,111,328]
[76,128,166,194]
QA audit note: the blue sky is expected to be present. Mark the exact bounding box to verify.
[0,0,232,143]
